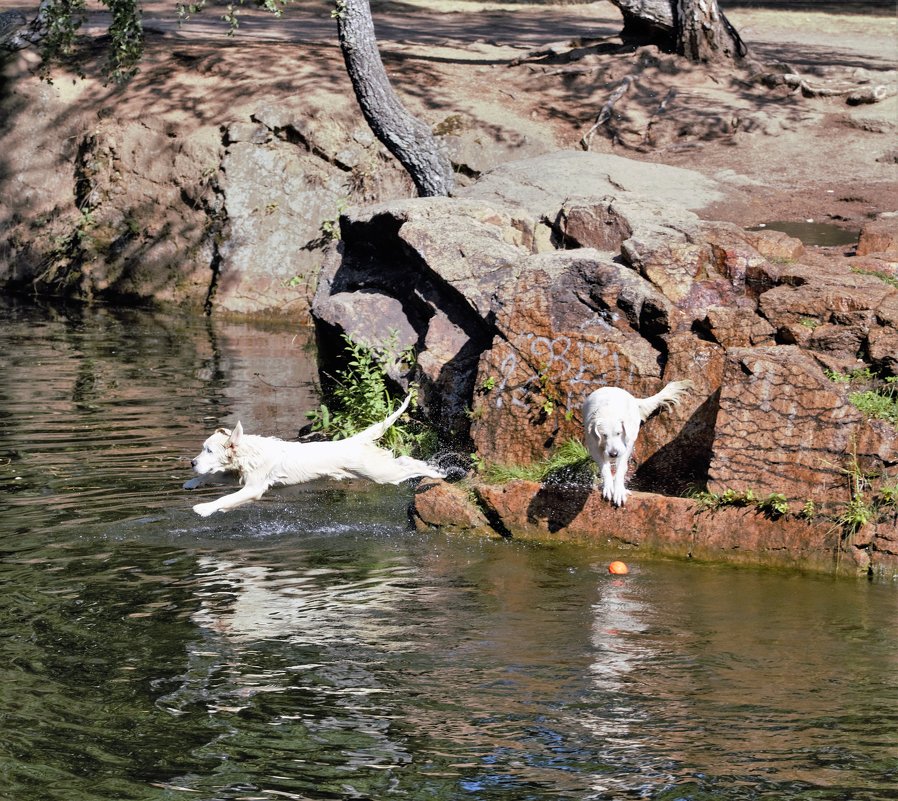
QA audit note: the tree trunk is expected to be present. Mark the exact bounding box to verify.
[675,0,744,62]
[335,0,453,197]
[607,0,745,62]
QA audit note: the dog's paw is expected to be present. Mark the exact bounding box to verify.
[193,502,219,517]
[611,487,630,507]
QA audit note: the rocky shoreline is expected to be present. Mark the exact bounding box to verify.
[2,2,897,576]
[308,151,898,578]
[412,478,894,577]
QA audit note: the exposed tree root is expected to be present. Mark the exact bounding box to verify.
[580,75,635,150]
[760,68,897,104]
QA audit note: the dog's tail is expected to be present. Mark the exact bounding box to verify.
[636,379,694,421]
[346,394,413,444]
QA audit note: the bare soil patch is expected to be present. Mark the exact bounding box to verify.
[3,0,896,228]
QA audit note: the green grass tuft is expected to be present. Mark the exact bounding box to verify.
[480,438,593,484]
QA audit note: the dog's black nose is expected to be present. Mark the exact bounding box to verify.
[608,449,619,459]
[190,458,197,468]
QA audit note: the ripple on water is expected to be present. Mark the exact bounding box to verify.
[3,300,898,801]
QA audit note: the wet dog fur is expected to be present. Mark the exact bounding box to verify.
[189,395,445,517]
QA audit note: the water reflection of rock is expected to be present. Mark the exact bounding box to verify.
[193,319,320,438]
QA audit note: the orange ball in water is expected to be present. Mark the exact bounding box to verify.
[608,560,630,575]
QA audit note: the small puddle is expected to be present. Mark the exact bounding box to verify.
[749,220,859,247]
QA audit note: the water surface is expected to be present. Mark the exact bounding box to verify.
[750,221,859,247]
[1,298,897,800]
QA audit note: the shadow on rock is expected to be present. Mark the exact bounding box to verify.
[526,462,595,533]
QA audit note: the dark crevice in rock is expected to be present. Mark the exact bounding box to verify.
[471,488,514,539]
[316,217,497,445]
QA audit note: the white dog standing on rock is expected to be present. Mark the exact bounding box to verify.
[582,380,693,507]
[189,395,446,517]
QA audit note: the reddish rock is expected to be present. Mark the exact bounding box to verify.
[407,479,851,572]
[412,479,493,533]
[742,228,805,263]
[867,325,898,377]
[807,322,866,360]
[856,215,898,257]
[554,198,633,251]
[871,519,898,555]
[703,222,771,293]
[469,250,667,466]
[692,506,837,570]
[697,305,776,348]
[759,267,896,330]
[874,292,898,327]
[474,480,697,557]
[624,238,711,305]
[706,346,890,504]
[312,153,898,577]
[633,334,725,495]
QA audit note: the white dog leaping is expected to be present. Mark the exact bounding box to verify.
[582,380,693,507]
[189,395,446,517]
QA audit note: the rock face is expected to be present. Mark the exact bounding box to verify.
[413,477,897,576]
[314,153,733,483]
[707,346,898,503]
[0,74,412,316]
[0,58,556,317]
[314,151,898,571]
[856,213,898,257]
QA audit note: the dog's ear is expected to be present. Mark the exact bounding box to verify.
[227,421,243,448]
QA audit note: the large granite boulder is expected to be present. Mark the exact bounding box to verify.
[313,150,898,545]
[708,346,898,504]
[313,152,731,473]
[468,249,671,465]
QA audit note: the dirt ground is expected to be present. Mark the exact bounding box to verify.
[3,0,897,228]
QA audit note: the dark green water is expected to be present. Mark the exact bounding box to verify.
[749,221,859,247]
[1,298,897,801]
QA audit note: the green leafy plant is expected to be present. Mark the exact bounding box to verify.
[877,484,898,508]
[689,489,722,510]
[849,378,898,426]
[719,488,757,506]
[798,500,817,520]
[758,492,790,518]
[688,486,757,510]
[838,495,874,535]
[306,332,433,456]
[36,206,97,288]
[824,367,876,384]
[825,369,898,427]
[319,198,349,242]
[852,267,898,289]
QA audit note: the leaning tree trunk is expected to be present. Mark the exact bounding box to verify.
[335,0,453,197]
[607,0,745,62]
